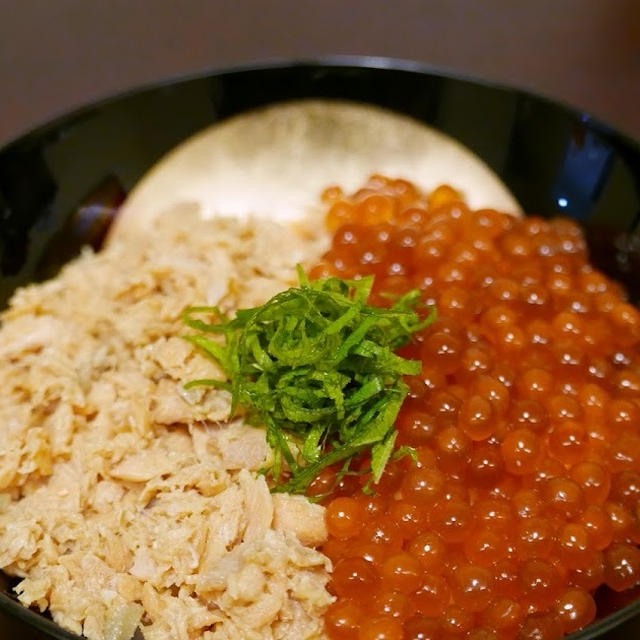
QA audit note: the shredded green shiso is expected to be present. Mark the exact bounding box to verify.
[183,266,435,495]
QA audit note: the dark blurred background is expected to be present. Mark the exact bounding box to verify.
[0,0,639,146]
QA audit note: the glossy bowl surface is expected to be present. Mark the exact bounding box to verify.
[1,58,640,640]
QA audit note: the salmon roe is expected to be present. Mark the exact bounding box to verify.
[313,176,640,640]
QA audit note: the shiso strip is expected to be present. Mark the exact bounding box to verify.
[183,267,435,494]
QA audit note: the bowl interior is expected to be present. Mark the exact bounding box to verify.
[1,60,640,640]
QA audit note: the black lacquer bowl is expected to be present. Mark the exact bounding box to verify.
[1,59,640,640]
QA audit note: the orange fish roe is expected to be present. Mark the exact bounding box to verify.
[310,176,640,640]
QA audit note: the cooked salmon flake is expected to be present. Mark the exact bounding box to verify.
[0,207,332,640]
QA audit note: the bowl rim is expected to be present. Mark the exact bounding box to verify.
[2,54,640,156]
[573,593,640,639]
[1,55,640,640]
[0,587,79,639]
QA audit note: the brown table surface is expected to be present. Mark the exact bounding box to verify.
[1,0,640,147]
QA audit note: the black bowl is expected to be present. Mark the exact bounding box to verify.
[1,58,640,640]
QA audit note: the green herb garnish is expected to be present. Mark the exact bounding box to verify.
[183,266,435,494]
